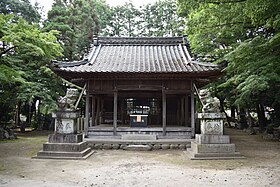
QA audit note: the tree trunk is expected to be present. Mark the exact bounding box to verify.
[17,102,25,133]
[37,100,43,130]
[15,104,20,128]
[239,108,248,129]
[256,104,266,132]
[231,106,236,119]
[246,108,256,134]
[26,103,33,127]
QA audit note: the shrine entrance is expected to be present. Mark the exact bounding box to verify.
[90,90,192,128]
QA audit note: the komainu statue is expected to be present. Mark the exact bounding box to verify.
[57,88,79,111]
[199,89,220,113]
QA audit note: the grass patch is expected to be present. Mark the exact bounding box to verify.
[0,164,6,171]
[25,149,40,158]
[0,139,20,143]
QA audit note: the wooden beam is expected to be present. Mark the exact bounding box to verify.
[162,89,166,136]
[74,83,86,109]
[113,91,118,135]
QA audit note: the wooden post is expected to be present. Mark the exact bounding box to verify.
[96,97,100,125]
[191,83,195,136]
[100,97,104,124]
[91,96,95,126]
[113,91,118,135]
[162,89,166,136]
[85,82,90,137]
[185,96,189,127]
[180,97,184,125]
[120,98,125,124]
[177,97,180,126]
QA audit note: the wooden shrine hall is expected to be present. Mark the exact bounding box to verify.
[52,36,221,139]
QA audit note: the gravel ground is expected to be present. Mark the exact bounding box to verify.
[0,128,279,187]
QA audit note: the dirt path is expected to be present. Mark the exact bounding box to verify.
[0,128,280,187]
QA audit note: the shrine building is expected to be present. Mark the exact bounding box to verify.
[52,36,221,139]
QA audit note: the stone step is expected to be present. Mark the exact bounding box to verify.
[122,134,157,140]
[157,135,192,139]
[36,147,93,159]
[123,144,152,151]
[86,138,192,144]
[87,135,122,139]
[185,150,246,160]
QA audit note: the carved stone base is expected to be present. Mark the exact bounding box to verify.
[186,141,245,160]
[34,134,94,160]
[186,134,245,160]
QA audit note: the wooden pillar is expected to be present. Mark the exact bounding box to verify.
[180,97,184,125]
[177,97,180,126]
[113,91,118,135]
[85,82,89,137]
[191,83,195,136]
[120,98,124,124]
[162,89,166,136]
[91,96,95,126]
[185,96,189,127]
[96,97,100,125]
[100,97,104,124]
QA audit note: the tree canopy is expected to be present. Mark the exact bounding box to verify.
[44,0,100,61]
[178,0,280,128]
[101,0,184,37]
[43,0,184,60]
[0,1,64,130]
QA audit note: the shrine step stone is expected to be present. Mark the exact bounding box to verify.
[123,144,152,151]
[35,147,94,160]
[185,150,245,160]
[121,134,157,140]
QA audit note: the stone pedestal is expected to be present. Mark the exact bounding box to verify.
[34,110,94,160]
[53,111,80,134]
[186,113,244,160]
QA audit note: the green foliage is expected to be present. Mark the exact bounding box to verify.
[0,14,64,125]
[0,0,41,23]
[101,0,184,37]
[104,2,141,36]
[140,0,184,36]
[178,0,280,123]
[44,0,100,60]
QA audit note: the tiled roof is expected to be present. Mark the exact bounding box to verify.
[54,37,220,74]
